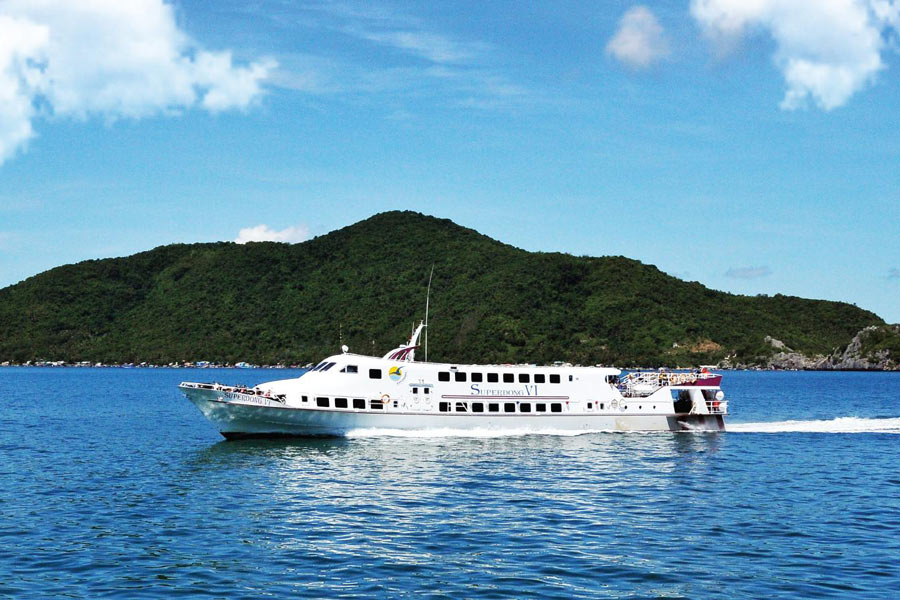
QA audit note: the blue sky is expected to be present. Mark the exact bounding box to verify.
[1,0,899,322]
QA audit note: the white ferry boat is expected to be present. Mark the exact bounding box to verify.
[180,322,728,438]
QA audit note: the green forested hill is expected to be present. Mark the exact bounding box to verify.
[0,211,885,366]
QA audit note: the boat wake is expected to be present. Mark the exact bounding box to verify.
[728,416,900,434]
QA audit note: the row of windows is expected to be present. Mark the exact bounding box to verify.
[304,396,384,410]
[310,363,375,377]
[314,365,572,384]
[438,401,569,413]
[438,371,564,384]
[301,396,608,413]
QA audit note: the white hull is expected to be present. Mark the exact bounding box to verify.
[182,386,725,438]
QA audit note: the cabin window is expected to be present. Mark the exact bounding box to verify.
[471,372,483,383]
[549,374,560,384]
[369,399,383,410]
[551,403,562,413]
[519,373,530,383]
[587,402,593,410]
[369,368,382,379]
[503,373,514,383]
[302,395,308,403]
[536,403,547,412]
[488,403,500,412]
[312,361,326,371]
[321,362,336,372]
[472,403,484,413]
[438,371,450,382]
[534,374,545,384]
[455,402,468,412]
[600,403,605,410]
[569,375,574,382]
[520,403,532,413]
[424,388,430,394]
[455,372,467,382]
[340,365,358,374]
[439,402,450,412]
[412,387,418,394]
[335,398,348,409]
[353,398,365,409]
[504,402,516,413]
[316,397,329,408]
[487,373,499,383]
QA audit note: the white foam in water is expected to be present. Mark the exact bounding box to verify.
[728,416,900,434]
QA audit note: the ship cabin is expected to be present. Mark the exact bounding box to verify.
[257,352,645,415]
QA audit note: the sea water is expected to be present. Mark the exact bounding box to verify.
[1,368,898,599]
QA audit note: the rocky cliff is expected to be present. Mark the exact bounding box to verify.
[723,326,900,370]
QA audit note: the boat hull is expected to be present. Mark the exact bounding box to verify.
[183,387,725,438]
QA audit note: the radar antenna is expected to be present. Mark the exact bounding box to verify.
[425,264,434,362]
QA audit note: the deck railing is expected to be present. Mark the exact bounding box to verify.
[180,381,286,403]
[702,399,728,415]
[618,371,664,397]
[617,371,716,398]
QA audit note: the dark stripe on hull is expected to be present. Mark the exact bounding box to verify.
[221,431,345,441]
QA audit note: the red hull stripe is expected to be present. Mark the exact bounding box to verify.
[440,395,570,400]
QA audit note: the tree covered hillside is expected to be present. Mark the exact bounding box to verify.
[0,211,884,366]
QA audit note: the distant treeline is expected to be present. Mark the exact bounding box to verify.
[0,211,886,367]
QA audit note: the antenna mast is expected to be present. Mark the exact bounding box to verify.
[425,264,434,362]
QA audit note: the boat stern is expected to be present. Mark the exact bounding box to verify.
[670,413,726,431]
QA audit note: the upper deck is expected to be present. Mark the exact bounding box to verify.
[263,352,620,400]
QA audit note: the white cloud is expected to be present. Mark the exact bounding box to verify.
[0,14,47,163]
[235,224,310,245]
[289,2,532,112]
[354,30,485,64]
[725,265,772,279]
[606,6,670,69]
[0,0,275,164]
[691,0,897,110]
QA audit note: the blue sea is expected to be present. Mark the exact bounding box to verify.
[2,368,899,599]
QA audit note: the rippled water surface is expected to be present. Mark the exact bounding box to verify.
[2,368,899,598]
